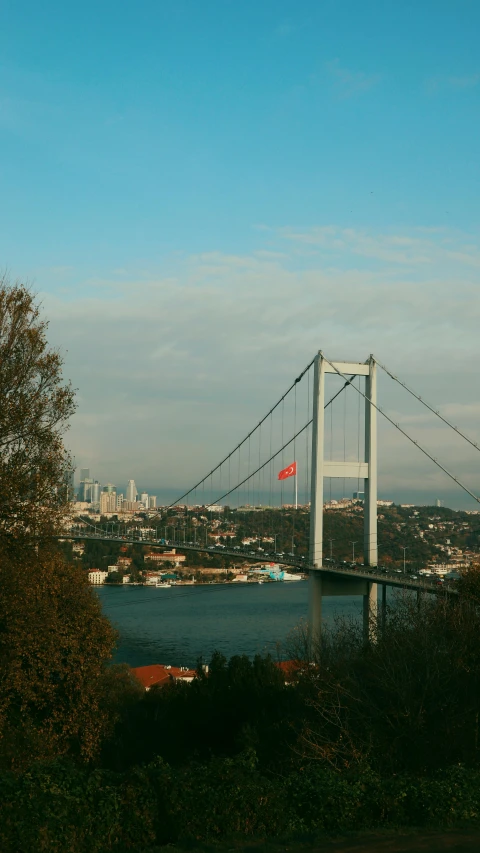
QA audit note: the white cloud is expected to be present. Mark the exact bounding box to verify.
[40,224,480,505]
[279,225,480,269]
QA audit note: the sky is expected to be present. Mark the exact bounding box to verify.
[1,1,479,507]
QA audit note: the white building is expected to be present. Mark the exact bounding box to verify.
[126,479,137,502]
[90,482,101,504]
[100,491,117,514]
[88,570,108,585]
[140,492,149,508]
[149,495,157,509]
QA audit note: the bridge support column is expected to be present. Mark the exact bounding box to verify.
[309,354,325,570]
[364,356,378,567]
[380,583,387,633]
[363,582,378,642]
[308,571,322,656]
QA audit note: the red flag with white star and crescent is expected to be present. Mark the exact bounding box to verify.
[278,461,297,481]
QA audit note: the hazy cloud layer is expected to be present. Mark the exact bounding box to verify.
[42,224,480,507]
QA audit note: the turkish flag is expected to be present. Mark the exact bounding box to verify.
[278,461,297,481]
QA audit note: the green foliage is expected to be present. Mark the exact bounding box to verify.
[101,653,304,773]
[301,593,480,773]
[0,546,117,771]
[2,759,480,851]
[105,571,123,583]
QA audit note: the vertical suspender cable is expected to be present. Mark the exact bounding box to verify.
[343,385,346,499]
[292,382,297,553]
[305,366,310,506]
[281,398,285,511]
[330,397,333,503]
[357,376,361,494]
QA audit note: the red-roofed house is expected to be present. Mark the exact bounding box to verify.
[131,665,171,690]
[131,664,197,691]
[275,659,311,684]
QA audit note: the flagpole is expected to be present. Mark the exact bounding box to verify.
[295,465,298,510]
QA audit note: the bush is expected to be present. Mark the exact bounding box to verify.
[2,758,480,852]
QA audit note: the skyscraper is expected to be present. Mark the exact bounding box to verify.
[78,469,92,501]
[126,480,137,502]
[80,478,94,502]
[140,492,149,508]
[149,496,157,509]
[91,482,101,504]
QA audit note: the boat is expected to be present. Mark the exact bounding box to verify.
[155,582,171,588]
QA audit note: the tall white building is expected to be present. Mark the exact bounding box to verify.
[91,482,101,504]
[149,496,157,509]
[126,479,137,502]
[140,492,149,508]
[100,491,117,514]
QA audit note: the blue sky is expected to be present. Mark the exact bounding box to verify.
[1,1,479,505]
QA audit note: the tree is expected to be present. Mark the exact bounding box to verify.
[0,276,75,549]
[0,546,117,770]
[0,278,117,769]
[299,591,480,773]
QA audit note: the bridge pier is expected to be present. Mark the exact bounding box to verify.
[308,572,323,652]
[380,583,387,633]
[363,582,378,642]
[309,570,379,654]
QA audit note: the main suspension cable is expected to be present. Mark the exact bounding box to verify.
[376,357,480,453]
[323,354,480,506]
[165,356,316,509]
[205,377,357,508]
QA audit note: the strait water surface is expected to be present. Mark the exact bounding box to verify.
[97,582,364,668]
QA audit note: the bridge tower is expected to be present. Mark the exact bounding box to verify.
[309,353,378,644]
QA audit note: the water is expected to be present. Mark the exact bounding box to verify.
[97,582,364,667]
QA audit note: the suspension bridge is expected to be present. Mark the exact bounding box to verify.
[68,351,479,638]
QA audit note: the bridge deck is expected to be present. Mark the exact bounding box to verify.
[57,533,456,595]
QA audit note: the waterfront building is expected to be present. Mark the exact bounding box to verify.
[145,549,186,567]
[88,570,108,585]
